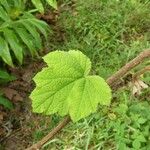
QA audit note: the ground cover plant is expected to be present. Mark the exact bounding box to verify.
[0,0,150,150]
[0,70,16,109]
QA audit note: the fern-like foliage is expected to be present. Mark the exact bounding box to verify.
[0,0,49,66]
[31,0,57,13]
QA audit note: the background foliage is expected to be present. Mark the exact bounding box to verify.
[0,70,15,109]
[55,0,150,78]
[31,0,150,149]
[31,0,57,13]
[0,0,49,66]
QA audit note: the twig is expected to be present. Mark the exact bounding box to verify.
[25,116,71,150]
[26,49,150,150]
[133,65,150,80]
[106,49,150,86]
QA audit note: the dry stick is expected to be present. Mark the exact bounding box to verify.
[26,49,150,150]
[26,116,71,150]
[106,49,150,86]
[133,65,150,80]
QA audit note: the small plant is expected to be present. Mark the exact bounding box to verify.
[31,0,57,13]
[0,70,16,109]
[30,50,112,122]
[0,94,14,110]
[0,0,49,66]
[0,70,16,83]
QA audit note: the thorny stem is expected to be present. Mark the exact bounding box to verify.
[26,49,150,150]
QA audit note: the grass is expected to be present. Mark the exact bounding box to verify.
[31,0,150,149]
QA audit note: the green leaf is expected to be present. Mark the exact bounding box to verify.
[30,50,112,122]
[28,19,49,39]
[0,0,46,66]
[46,0,57,9]
[115,104,128,115]
[31,0,44,13]
[0,96,13,110]
[138,118,147,124]
[13,27,36,56]
[3,28,23,64]
[0,70,16,83]
[0,0,10,12]
[12,0,23,9]
[0,36,13,66]
[132,139,141,149]
[21,13,49,35]
[0,5,10,21]
[21,21,42,50]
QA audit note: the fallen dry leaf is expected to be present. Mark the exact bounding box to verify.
[2,88,23,102]
[130,79,149,96]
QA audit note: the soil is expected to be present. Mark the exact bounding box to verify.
[0,60,45,150]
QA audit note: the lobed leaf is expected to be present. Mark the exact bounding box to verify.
[30,50,112,122]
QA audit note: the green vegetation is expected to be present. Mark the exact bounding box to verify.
[31,0,57,12]
[0,0,150,149]
[32,0,150,149]
[0,0,49,66]
[55,0,150,78]
[0,70,15,109]
[30,50,111,122]
[38,95,150,150]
